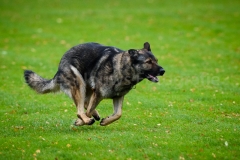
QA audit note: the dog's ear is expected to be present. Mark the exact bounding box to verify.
[128,49,139,59]
[144,42,151,51]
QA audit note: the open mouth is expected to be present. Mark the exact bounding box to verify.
[146,74,159,82]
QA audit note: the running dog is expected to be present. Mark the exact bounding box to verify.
[24,42,165,126]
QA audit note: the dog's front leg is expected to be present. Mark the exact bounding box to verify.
[84,97,101,121]
[100,96,124,126]
[85,91,101,121]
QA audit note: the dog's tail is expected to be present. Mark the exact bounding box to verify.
[24,70,60,94]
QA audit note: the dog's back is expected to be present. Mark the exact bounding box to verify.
[24,43,123,95]
[59,43,123,74]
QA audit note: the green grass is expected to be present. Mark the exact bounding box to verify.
[1,0,240,159]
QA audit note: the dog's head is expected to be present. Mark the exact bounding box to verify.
[128,42,165,82]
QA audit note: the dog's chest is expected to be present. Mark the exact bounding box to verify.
[99,84,133,98]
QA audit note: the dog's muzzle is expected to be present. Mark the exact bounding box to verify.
[146,68,165,83]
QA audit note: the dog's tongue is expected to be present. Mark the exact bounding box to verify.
[147,74,158,82]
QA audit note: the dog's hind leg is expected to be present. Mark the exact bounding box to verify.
[69,65,95,125]
[85,91,101,120]
[72,91,100,126]
[71,89,93,126]
[100,96,124,126]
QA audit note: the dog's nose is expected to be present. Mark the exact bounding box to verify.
[159,68,165,76]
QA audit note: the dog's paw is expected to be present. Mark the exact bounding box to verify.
[74,118,85,126]
[77,113,96,125]
[100,118,107,126]
[87,118,95,125]
[93,115,101,121]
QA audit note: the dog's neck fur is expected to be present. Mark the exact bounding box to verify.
[118,51,144,88]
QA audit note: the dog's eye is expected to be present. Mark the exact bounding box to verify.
[146,60,152,64]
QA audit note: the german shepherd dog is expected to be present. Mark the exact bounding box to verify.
[24,42,165,126]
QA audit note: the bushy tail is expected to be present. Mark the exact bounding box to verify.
[24,70,59,94]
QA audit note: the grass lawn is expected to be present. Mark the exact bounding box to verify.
[0,0,239,159]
